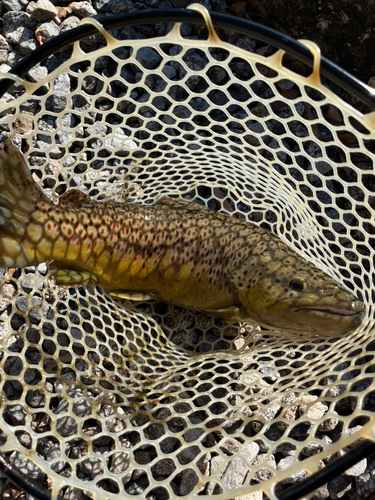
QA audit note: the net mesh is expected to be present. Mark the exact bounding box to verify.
[0,7,375,499]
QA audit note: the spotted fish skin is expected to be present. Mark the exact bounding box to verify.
[0,144,365,335]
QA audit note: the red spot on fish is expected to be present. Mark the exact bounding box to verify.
[171,256,175,263]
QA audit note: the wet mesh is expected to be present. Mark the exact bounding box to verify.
[0,9,374,500]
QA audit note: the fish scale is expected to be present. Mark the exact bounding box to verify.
[0,143,365,334]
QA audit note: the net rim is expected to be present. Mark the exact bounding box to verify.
[0,8,375,110]
[0,8,375,500]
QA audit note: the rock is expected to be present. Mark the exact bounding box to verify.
[313,485,330,499]
[3,404,26,425]
[71,1,97,17]
[241,442,260,465]
[54,73,70,93]
[221,459,249,489]
[277,456,294,471]
[3,0,29,11]
[327,475,352,499]
[60,16,81,33]
[0,51,8,64]
[136,47,162,69]
[55,5,72,22]
[19,39,37,55]
[28,65,48,82]
[26,0,58,22]
[219,438,242,455]
[3,12,38,39]
[0,35,9,51]
[301,443,323,457]
[110,0,136,14]
[318,417,339,432]
[305,401,328,420]
[345,459,367,477]
[4,24,35,46]
[179,469,199,495]
[6,48,22,67]
[235,492,263,500]
[35,21,60,44]
[0,64,12,73]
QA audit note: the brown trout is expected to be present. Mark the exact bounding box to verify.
[0,143,364,335]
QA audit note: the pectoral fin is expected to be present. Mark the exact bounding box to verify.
[205,306,245,323]
[49,262,99,286]
[110,290,158,301]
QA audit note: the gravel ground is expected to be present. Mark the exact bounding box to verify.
[0,1,375,500]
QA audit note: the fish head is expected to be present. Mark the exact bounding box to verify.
[236,252,365,335]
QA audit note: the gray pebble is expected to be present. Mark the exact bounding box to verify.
[345,458,367,477]
[3,0,29,11]
[60,16,81,33]
[277,455,294,471]
[179,468,199,495]
[77,457,103,480]
[36,21,60,43]
[4,404,26,425]
[221,459,249,489]
[5,25,34,45]
[120,26,137,40]
[72,399,91,418]
[328,475,352,499]
[3,10,38,35]
[136,47,162,69]
[56,416,78,437]
[15,296,28,312]
[0,35,9,50]
[0,51,8,64]
[301,442,323,457]
[19,39,37,55]
[27,0,58,22]
[108,452,130,474]
[241,442,259,464]
[318,417,339,432]
[162,64,176,79]
[110,0,136,14]
[236,36,256,52]
[28,64,48,82]
[56,129,73,144]
[71,1,97,18]
[54,73,70,94]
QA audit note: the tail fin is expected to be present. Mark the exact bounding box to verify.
[0,143,50,268]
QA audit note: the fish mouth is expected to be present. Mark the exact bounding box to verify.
[292,306,361,317]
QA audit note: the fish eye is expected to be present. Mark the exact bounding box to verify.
[289,279,304,291]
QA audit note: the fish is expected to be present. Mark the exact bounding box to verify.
[0,143,365,336]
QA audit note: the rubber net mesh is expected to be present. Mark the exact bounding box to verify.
[0,9,375,500]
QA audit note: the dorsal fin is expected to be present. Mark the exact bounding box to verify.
[58,189,92,209]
